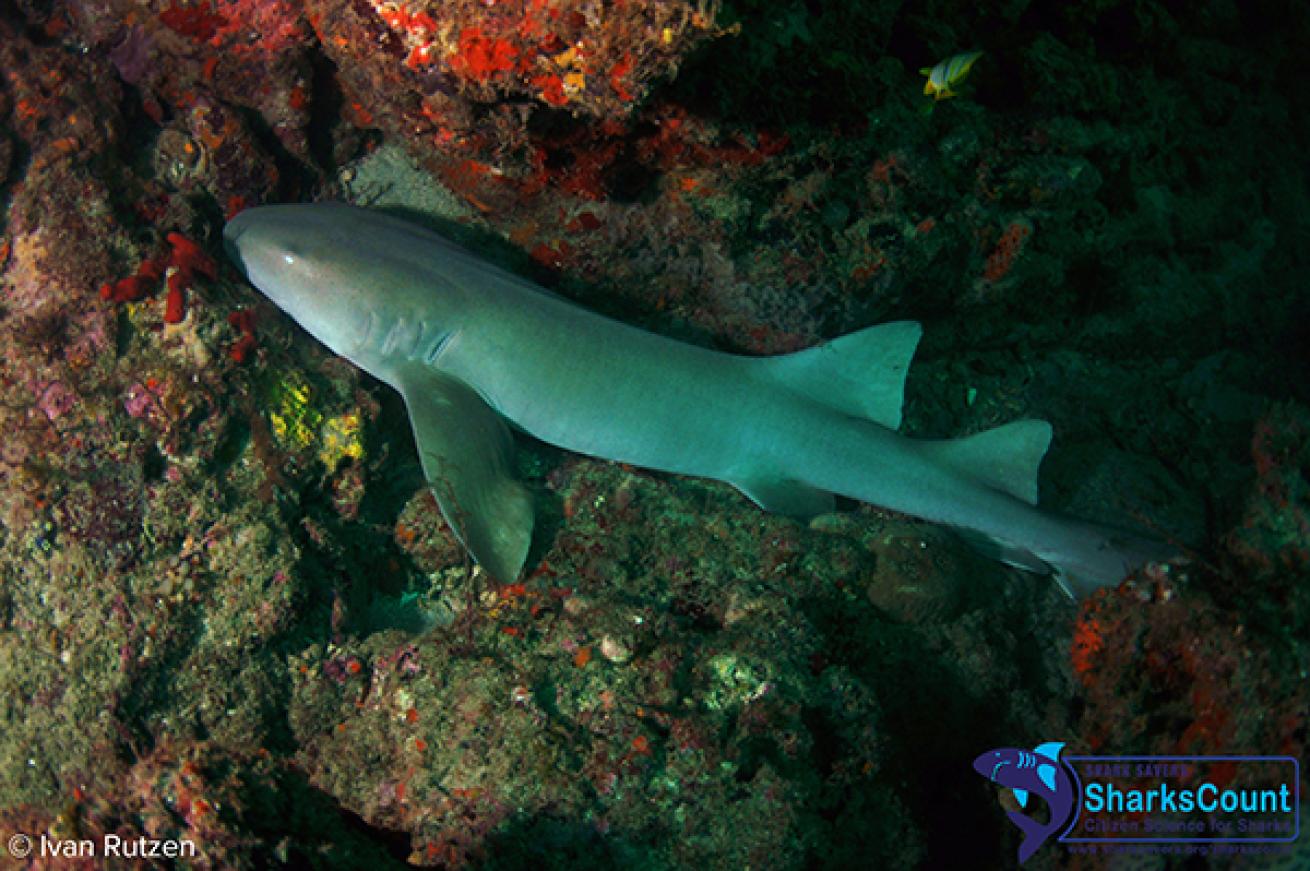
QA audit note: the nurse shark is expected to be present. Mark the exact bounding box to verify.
[224,203,1174,594]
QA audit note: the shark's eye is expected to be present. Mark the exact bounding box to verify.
[279,243,307,266]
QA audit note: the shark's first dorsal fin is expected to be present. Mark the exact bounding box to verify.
[925,419,1053,505]
[763,321,922,430]
[392,363,534,582]
[1034,741,1065,761]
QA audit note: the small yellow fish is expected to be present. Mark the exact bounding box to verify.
[920,50,984,101]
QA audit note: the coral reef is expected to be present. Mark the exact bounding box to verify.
[303,0,722,161]
[0,0,1308,867]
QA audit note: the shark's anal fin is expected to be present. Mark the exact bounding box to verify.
[763,321,922,430]
[733,476,835,517]
[393,363,533,582]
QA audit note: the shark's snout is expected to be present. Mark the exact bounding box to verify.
[974,751,1007,782]
[223,217,245,244]
[223,211,255,276]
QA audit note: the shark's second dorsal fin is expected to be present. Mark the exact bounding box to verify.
[763,321,922,430]
[393,363,534,582]
[925,419,1053,505]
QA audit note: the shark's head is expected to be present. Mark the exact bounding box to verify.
[224,203,382,358]
[973,743,1072,804]
[974,749,1021,785]
[224,203,474,370]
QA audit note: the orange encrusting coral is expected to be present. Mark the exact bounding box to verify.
[337,0,720,123]
[1070,609,1104,685]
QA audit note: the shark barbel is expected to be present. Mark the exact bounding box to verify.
[224,203,1175,595]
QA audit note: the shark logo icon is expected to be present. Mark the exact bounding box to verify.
[973,742,1078,863]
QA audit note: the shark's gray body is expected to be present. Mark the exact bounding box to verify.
[224,203,1174,595]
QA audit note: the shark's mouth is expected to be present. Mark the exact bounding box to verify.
[991,761,1010,781]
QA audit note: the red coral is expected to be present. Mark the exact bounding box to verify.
[530,241,572,269]
[164,272,187,324]
[450,27,519,81]
[610,55,635,102]
[983,221,1032,282]
[227,309,257,363]
[136,256,165,282]
[532,73,568,107]
[167,232,217,280]
[159,1,228,43]
[100,233,216,325]
[101,275,147,303]
[225,195,249,221]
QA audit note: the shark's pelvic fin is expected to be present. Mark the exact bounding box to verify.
[951,526,1051,575]
[733,476,836,517]
[765,320,923,430]
[393,363,534,582]
[925,419,1053,505]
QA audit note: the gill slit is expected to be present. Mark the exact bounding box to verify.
[359,311,378,354]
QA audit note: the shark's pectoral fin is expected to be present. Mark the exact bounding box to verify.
[763,321,922,430]
[733,476,835,517]
[393,363,533,582]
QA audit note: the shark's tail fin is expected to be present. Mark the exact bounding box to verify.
[759,323,1179,597]
[1041,518,1179,598]
[923,422,1177,597]
[1006,809,1054,864]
